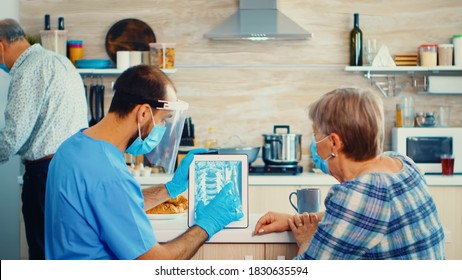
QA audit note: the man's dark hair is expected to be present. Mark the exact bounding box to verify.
[109,64,176,117]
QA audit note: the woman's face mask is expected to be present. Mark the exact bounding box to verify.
[0,46,9,74]
[125,108,166,156]
[310,134,334,174]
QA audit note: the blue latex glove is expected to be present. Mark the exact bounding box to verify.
[165,148,209,198]
[195,182,244,240]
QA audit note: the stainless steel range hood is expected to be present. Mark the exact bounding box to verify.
[204,0,312,41]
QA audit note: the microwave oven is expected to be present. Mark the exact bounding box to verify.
[391,127,462,174]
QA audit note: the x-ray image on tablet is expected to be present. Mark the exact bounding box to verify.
[188,154,248,229]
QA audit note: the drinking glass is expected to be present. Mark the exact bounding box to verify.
[441,154,455,175]
[364,39,377,65]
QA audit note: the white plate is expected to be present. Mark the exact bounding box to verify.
[147,213,186,220]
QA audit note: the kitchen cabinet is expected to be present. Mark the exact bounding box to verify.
[265,244,299,260]
[427,186,462,260]
[192,244,265,260]
[345,66,462,96]
[190,243,298,260]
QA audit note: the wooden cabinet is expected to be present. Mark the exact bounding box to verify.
[191,243,298,260]
[265,244,299,260]
[428,186,462,260]
[192,244,265,260]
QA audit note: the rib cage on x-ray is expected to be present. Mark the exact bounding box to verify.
[194,161,242,212]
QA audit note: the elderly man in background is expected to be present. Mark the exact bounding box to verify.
[0,18,88,259]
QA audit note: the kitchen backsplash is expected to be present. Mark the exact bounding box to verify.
[18,0,462,165]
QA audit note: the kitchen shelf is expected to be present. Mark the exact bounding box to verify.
[345,66,462,75]
[345,66,462,97]
[77,68,177,75]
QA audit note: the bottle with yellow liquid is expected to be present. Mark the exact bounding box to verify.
[204,127,219,150]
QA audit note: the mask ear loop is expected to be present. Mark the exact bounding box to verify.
[136,119,142,138]
[148,107,156,127]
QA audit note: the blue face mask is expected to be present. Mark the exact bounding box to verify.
[0,64,9,73]
[125,109,166,156]
[0,47,9,73]
[310,135,334,174]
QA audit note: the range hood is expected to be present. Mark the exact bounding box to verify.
[204,0,312,41]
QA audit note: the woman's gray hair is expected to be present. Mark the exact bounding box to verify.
[0,19,26,43]
[308,88,385,161]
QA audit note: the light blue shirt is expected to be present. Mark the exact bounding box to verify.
[0,44,88,162]
[45,131,157,260]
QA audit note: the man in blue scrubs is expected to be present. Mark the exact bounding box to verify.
[45,65,242,259]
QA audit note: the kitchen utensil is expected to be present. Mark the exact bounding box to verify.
[179,117,195,146]
[217,135,260,164]
[217,147,260,164]
[262,125,302,166]
[97,83,105,120]
[88,83,96,126]
[88,77,105,126]
[105,18,156,64]
[75,59,111,69]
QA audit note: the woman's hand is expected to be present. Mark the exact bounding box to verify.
[288,212,319,255]
[254,211,293,235]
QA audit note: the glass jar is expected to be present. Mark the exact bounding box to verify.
[438,44,454,66]
[415,112,425,127]
[419,44,437,66]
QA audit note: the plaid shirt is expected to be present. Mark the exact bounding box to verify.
[294,151,445,260]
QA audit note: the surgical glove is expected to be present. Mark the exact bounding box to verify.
[165,148,209,198]
[195,182,244,240]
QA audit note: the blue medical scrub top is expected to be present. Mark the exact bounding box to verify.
[45,131,156,259]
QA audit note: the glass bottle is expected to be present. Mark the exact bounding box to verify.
[204,127,219,150]
[396,104,403,127]
[350,13,363,66]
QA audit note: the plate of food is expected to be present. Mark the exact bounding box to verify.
[147,213,186,220]
[145,195,187,220]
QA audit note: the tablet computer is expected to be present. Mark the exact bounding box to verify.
[188,154,248,229]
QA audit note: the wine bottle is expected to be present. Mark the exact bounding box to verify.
[350,13,363,66]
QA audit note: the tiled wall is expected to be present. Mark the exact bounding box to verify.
[19,0,462,170]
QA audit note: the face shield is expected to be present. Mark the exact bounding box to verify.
[145,99,189,173]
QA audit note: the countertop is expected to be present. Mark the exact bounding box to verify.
[150,212,451,244]
[151,213,295,243]
[17,172,462,186]
[136,172,462,186]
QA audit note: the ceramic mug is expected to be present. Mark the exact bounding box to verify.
[289,188,321,214]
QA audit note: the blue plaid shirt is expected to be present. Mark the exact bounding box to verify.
[295,151,445,260]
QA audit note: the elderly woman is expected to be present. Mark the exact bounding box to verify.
[254,88,445,260]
